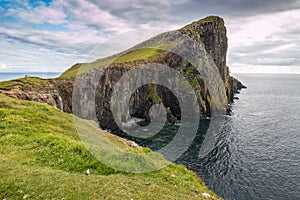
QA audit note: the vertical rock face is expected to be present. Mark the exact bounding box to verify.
[54,80,73,113]
[198,18,228,80]
[181,16,228,80]
[180,16,246,103]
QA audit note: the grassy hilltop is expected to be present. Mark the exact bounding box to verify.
[0,94,219,199]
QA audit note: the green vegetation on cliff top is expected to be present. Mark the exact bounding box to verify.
[0,94,219,199]
[0,77,50,90]
[59,47,163,80]
[181,16,225,31]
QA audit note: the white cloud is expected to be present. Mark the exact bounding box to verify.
[7,0,133,32]
[0,35,86,72]
[228,9,300,45]
[0,63,10,69]
[17,6,66,25]
[227,9,300,72]
[61,0,132,32]
[0,25,106,54]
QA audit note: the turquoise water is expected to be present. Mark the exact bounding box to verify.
[117,74,300,200]
[0,72,61,82]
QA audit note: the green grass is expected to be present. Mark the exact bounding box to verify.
[0,94,219,199]
[57,63,89,80]
[59,48,163,80]
[181,16,224,30]
[198,16,223,23]
[113,48,161,64]
[0,77,50,90]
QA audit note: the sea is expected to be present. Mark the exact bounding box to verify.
[116,74,300,200]
[181,73,300,200]
[0,72,61,82]
[1,73,299,199]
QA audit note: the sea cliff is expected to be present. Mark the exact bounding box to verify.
[0,16,245,132]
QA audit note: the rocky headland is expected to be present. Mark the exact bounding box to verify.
[0,16,245,132]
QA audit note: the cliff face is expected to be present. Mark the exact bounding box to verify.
[72,57,211,131]
[180,16,245,103]
[181,16,228,80]
[0,79,73,113]
[0,16,245,132]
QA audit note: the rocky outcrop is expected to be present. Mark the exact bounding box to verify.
[0,82,63,110]
[53,80,73,113]
[0,79,73,113]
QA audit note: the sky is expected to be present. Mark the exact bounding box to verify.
[0,0,300,73]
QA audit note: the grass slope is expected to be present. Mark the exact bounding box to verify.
[0,94,219,199]
[59,48,163,80]
[0,77,50,90]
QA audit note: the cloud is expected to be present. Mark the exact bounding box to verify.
[0,35,86,72]
[60,0,132,33]
[180,0,300,18]
[90,0,190,25]
[15,6,66,25]
[0,63,10,69]
[5,0,133,32]
[0,25,107,54]
[227,9,300,72]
